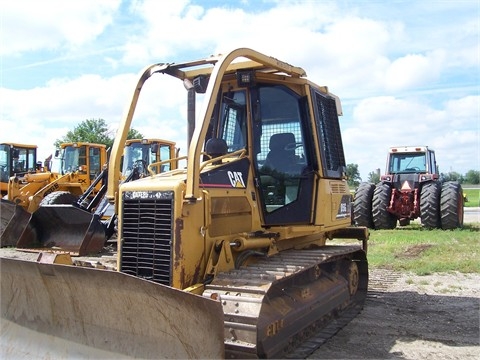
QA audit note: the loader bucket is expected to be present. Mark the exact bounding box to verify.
[16,205,106,256]
[0,199,30,248]
[0,257,225,359]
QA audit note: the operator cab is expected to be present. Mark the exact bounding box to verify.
[202,71,346,227]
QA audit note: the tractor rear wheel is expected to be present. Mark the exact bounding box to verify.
[40,191,78,206]
[372,182,397,229]
[353,182,375,228]
[440,182,464,229]
[420,182,441,229]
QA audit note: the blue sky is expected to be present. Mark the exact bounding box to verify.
[1,0,478,180]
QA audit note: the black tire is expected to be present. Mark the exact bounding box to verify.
[440,182,464,230]
[353,182,375,228]
[420,181,441,229]
[372,182,397,229]
[39,191,78,206]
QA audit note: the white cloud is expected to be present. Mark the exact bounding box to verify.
[384,51,446,92]
[0,0,120,55]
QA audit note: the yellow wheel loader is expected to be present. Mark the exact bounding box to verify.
[0,48,369,359]
[0,142,107,247]
[0,142,39,195]
[2,139,178,252]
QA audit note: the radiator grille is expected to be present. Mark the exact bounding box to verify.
[120,191,174,286]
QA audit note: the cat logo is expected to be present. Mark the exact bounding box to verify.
[227,171,246,188]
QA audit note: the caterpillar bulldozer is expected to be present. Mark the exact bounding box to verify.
[353,146,464,230]
[0,48,369,359]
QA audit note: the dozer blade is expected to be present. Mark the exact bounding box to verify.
[0,199,30,248]
[16,205,106,256]
[0,257,225,359]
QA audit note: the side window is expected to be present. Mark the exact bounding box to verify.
[219,91,247,152]
[89,147,101,179]
[14,148,27,173]
[429,150,437,174]
[159,145,171,172]
[311,89,346,179]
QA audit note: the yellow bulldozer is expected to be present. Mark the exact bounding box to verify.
[0,48,369,359]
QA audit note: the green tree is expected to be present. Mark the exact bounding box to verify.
[367,171,380,184]
[464,169,480,184]
[55,118,144,149]
[441,171,464,183]
[346,163,361,188]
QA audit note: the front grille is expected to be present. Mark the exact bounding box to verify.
[120,191,174,286]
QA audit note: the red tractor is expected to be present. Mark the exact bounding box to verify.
[353,146,464,230]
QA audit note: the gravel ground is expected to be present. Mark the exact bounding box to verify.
[308,269,480,359]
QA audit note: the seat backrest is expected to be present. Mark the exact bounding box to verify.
[205,138,228,164]
[264,132,296,172]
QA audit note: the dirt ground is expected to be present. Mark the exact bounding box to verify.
[308,268,480,360]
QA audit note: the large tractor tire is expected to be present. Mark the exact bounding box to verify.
[39,191,78,206]
[372,182,397,229]
[420,181,441,229]
[353,182,375,228]
[440,182,464,230]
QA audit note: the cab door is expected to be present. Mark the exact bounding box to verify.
[251,85,316,226]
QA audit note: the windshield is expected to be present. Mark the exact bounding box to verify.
[0,144,9,182]
[389,152,426,173]
[62,146,86,174]
[122,143,156,176]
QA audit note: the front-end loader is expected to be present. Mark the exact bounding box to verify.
[2,138,178,253]
[1,48,369,359]
[0,142,107,247]
[0,142,39,195]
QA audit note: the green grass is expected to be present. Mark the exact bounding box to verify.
[463,188,479,207]
[332,223,480,275]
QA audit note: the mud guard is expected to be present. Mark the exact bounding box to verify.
[0,199,30,248]
[16,205,106,256]
[0,257,225,359]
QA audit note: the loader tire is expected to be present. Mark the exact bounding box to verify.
[440,182,464,230]
[39,191,78,206]
[420,181,441,229]
[372,182,397,229]
[353,182,375,228]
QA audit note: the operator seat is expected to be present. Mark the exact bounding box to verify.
[205,138,228,164]
[263,132,297,173]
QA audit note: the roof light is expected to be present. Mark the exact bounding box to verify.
[236,70,256,87]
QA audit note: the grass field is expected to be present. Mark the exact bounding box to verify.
[332,223,480,275]
[463,188,479,207]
